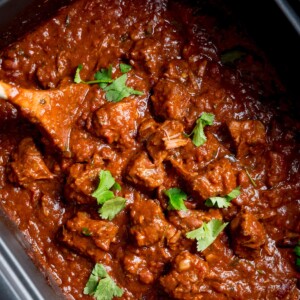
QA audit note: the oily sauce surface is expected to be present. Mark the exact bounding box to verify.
[0,0,299,299]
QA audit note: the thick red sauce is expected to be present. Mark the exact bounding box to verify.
[0,0,299,299]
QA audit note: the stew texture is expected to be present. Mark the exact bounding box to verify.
[0,0,299,299]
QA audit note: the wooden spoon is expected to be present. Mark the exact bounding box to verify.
[0,81,89,154]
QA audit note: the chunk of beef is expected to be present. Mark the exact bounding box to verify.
[10,137,53,184]
[64,163,103,204]
[169,133,230,175]
[130,199,180,247]
[188,157,238,200]
[138,118,159,142]
[164,59,190,82]
[65,212,118,251]
[123,245,172,285]
[228,120,266,157]
[126,152,166,190]
[165,59,207,91]
[168,209,222,233]
[160,251,208,300]
[230,211,266,259]
[130,38,164,76]
[151,79,190,121]
[59,212,117,263]
[146,120,188,163]
[91,99,138,146]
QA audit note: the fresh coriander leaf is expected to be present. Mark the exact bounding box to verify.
[99,197,126,220]
[84,263,123,300]
[94,277,123,300]
[92,170,116,204]
[164,188,187,211]
[226,186,241,201]
[74,65,113,86]
[94,66,113,88]
[294,244,300,257]
[189,112,215,147]
[73,64,143,102]
[186,219,228,251]
[82,227,92,236]
[84,263,108,295]
[221,48,247,64]
[205,187,240,208]
[120,63,132,73]
[113,182,122,191]
[296,258,300,267]
[205,197,231,208]
[104,74,143,102]
[74,64,84,83]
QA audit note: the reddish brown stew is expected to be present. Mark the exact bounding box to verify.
[0,0,299,299]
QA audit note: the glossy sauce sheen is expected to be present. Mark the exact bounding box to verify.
[0,0,299,299]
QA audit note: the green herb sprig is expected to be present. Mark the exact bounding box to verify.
[164,188,187,211]
[74,63,143,102]
[186,219,228,252]
[84,263,123,300]
[92,170,126,220]
[186,112,215,147]
[205,187,241,208]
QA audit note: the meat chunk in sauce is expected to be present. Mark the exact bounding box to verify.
[230,211,266,259]
[160,251,209,300]
[64,163,103,204]
[228,120,266,157]
[59,212,117,263]
[64,212,118,251]
[130,199,179,247]
[91,100,138,146]
[168,209,222,233]
[10,137,53,184]
[151,78,190,121]
[123,245,172,285]
[126,152,166,190]
[169,132,230,176]
[188,157,238,200]
[130,38,163,76]
[145,120,188,163]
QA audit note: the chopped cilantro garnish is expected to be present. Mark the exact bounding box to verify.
[74,64,143,102]
[186,219,228,251]
[92,170,115,205]
[188,113,215,147]
[295,241,300,267]
[84,263,123,300]
[221,48,247,64]
[104,74,143,102]
[119,63,132,73]
[205,187,241,208]
[82,227,92,236]
[164,188,187,211]
[74,64,84,83]
[113,182,122,191]
[92,170,126,220]
[226,187,241,201]
[94,66,113,88]
[99,197,126,221]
